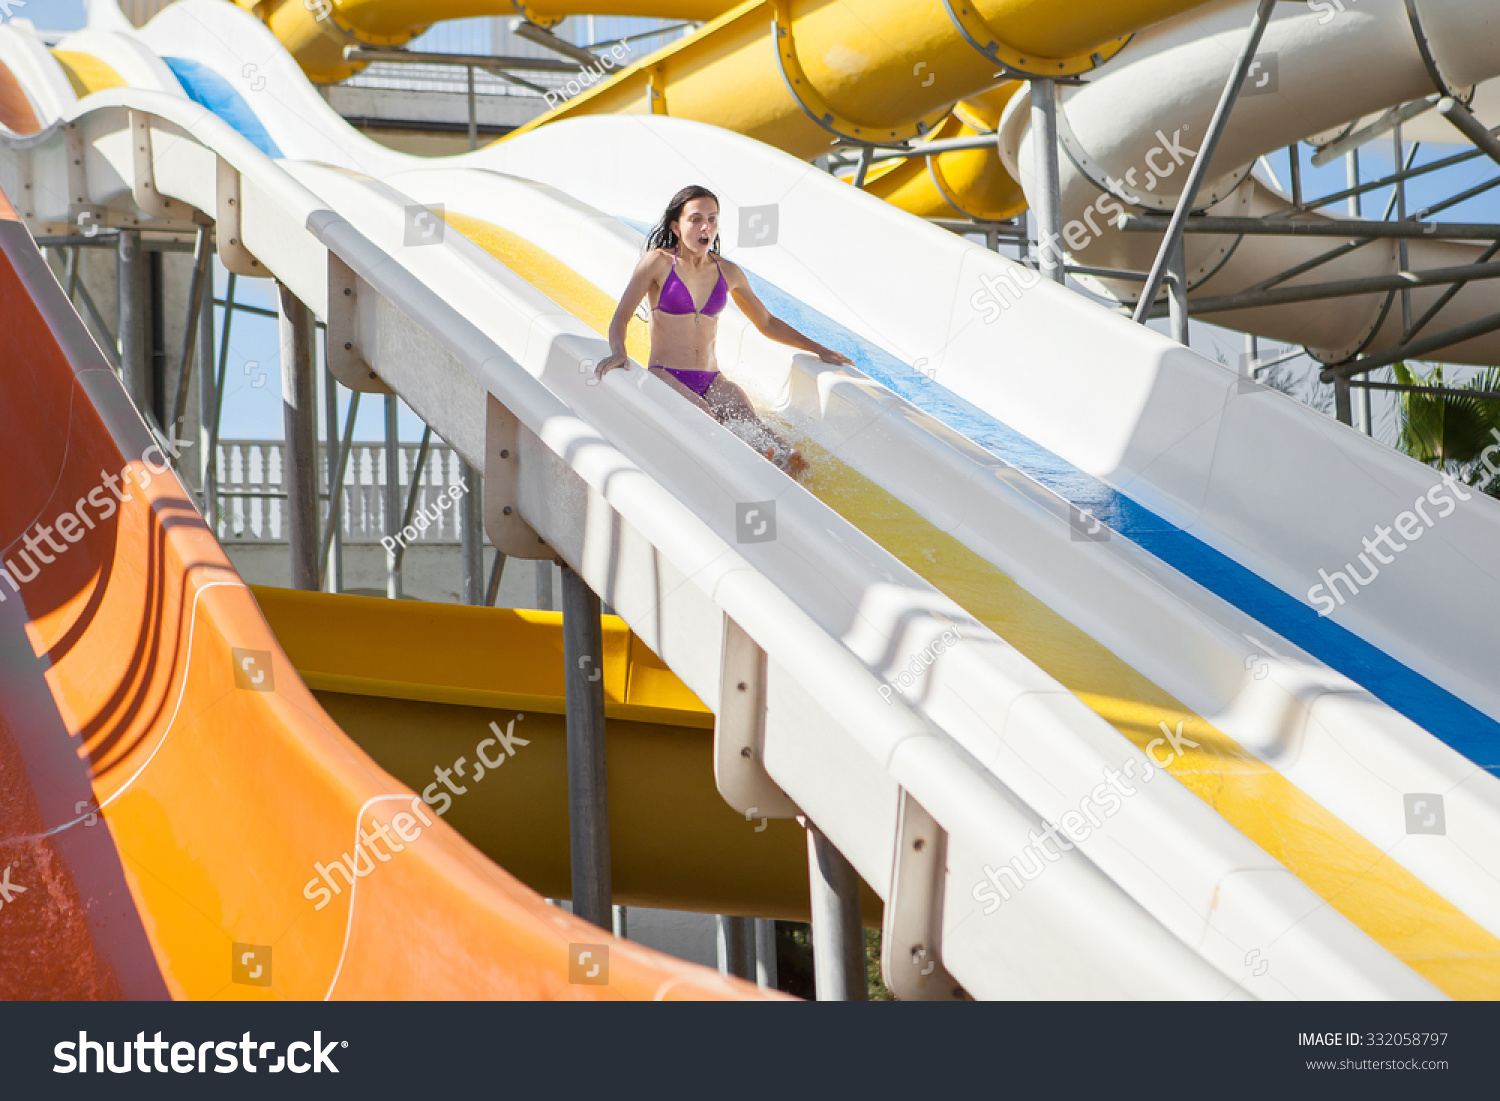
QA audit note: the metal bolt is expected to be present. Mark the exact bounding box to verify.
[499,449,509,458]
[736,681,747,691]
[343,286,351,295]
[740,747,752,758]
[343,342,352,351]
[913,838,925,852]
[502,506,512,515]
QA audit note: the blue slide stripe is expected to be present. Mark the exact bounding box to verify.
[749,274,1500,770]
[161,57,282,159]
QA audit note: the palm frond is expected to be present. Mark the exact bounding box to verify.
[1393,362,1500,496]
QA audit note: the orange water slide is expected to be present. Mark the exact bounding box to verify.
[0,183,768,1000]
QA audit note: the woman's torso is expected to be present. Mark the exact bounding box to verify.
[647,249,728,371]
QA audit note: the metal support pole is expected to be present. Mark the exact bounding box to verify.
[1364,127,1407,437]
[169,225,211,449]
[851,144,875,190]
[536,560,554,610]
[63,246,116,363]
[1144,257,1500,318]
[117,228,147,410]
[466,65,478,151]
[197,255,217,525]
[1287,143,1302,207]
[1167,239,1190,346]
[1323,309,1500,381]
[1405,239,1500,346]
[322,358,344,592]
[754,918,778,991]
[1438,96,1500,170]
[806,821,867,1001]
[716,916,755,981]
[205,272,235,538]
[562,565,611,929]
[1346,149,1362,217]
[460,460,484,604]
[485,551,507,607]
[1334,374,1354,426]
[278,283,320,591]
[1245,332,1258,376]
[1134,0,1277,324]
[148,250,166,426]
[1030,78,1065,284]
[318,390,361,591]
[1121,214,1500,240]
[383,394,403,599]
[391,425,433,572]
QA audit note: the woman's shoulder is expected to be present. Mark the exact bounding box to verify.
[640,247,674,272]
[714,255,750,286]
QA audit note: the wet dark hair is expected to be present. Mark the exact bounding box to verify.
[646,185,721,255]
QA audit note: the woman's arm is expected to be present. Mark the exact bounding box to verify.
[596,252,663,378]
[725,264,854,366]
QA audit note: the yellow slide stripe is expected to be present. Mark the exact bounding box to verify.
[442,211,1500,997]
[50,51,126,98]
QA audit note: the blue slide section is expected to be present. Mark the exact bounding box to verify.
[628,221,1499,770]
[161,56,283,159]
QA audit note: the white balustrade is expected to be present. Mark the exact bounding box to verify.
[213,439,467,545]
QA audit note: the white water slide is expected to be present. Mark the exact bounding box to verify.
[1000,0,1500,366]
[2,0,1499,998]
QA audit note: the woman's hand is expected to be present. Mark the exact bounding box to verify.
[594,350,630,381]
[816,345,854,367]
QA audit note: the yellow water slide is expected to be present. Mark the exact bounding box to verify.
[245,0,1211,221]
[238,0,739,83]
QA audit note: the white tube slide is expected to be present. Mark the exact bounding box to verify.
[999,0,1500,366]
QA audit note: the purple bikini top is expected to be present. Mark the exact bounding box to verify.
[654,247,728,318]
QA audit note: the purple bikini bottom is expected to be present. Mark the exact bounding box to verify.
[657,367,719,398]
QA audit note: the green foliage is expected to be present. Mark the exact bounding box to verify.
[1392,362,1500,497]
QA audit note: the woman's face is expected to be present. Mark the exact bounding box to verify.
[672,198,719,257]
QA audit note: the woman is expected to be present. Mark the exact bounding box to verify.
[594,185,852,475]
